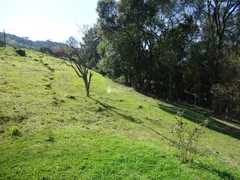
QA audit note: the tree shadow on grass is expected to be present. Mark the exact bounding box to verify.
[157,103,240,140]
[90,97,142,124]
[191,161,237,180]
[160,99,240,126]
[90,97,176,144]
[141,124,176,145]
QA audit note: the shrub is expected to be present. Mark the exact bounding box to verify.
[172,111,208,163]
[0,40,4,47]
[54,49,66,58]
[39,47,54,55]
[16,49,26,57]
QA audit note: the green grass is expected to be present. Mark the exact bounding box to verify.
[0,47,240,179]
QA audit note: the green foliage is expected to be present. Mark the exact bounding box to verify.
[211,50,240,117]
[0,40,4,47]
[95,0,240,120]
[172,111,208,163]
[9,126,21,138]
[39,47,54,55]
[81,26,102,68]
[97,39,123,78]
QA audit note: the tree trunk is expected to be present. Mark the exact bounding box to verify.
[168,67,173,101]
[83,71,93,97]
[198,78,201,106]
[194,74,196,106]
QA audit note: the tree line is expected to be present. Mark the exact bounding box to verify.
[76,0,240,120]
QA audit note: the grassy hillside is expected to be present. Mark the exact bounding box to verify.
[0,47,239,179]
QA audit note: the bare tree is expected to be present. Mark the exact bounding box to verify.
[66,36,93,97]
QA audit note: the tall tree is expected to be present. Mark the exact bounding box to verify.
[95,0,240,119]
[81,25,102,68]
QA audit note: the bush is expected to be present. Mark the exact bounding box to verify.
[54,49,66,58]
[172,111,208,163]
[0,40,4,47]
[16,49,26,57]
[39,47,54,55]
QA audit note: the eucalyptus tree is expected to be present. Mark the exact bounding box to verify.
[97,0,169,91]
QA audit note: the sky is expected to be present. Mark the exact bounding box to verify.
[1,0,99,42]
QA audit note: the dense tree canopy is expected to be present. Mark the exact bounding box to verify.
[72,0,240,119]
[93,0,240,119]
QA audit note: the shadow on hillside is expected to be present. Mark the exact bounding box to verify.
[157,103,240,140]
[191,161,237,179]
[141,124,176,145]
[160,99,240,126]
[90,97,142,124]
[90,97,176,145]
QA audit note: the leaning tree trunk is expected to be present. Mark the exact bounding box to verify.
[168,66,173,101]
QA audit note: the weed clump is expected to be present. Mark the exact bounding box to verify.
[96,106,105,113]
[66,95,76,99]
[172,111,208,163]
[45,130,54,142]
[0,129,5,134]
[9,126,21,138]
[45,135,54,142]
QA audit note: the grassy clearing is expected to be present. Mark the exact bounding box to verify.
[0,47,239,179]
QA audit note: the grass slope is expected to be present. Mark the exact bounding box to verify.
[0,47,240,179]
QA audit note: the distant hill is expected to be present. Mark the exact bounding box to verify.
[0,32,66,50]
